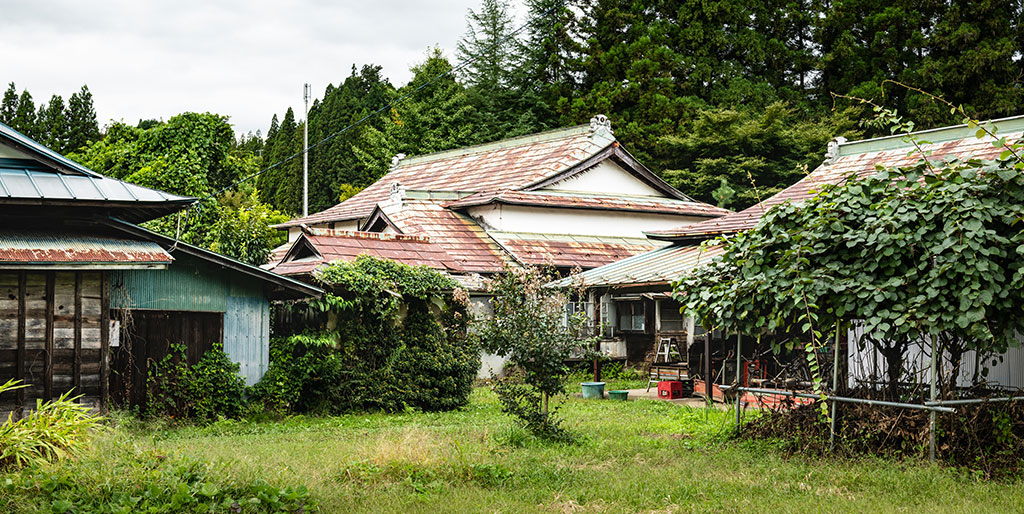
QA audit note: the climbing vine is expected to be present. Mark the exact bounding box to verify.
[674,110,1024,398]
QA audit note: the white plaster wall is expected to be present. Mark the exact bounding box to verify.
[544,160,663,196]
[469,295,509,379]
[468,203,704,239]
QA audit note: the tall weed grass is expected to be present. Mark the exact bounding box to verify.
[0,380,103,468]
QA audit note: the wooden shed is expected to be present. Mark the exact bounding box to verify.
[0,122,320,416]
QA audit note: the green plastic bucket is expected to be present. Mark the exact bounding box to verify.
[581,382,606,399]
[608,390,629,401]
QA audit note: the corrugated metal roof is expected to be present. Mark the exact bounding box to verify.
[489,231,662,269]
[550,244,724,288]
[0,230,171,266]
[649,116,1024,241]
[381,200,510,273]
[276,124,613,228]
[445,190,732,217]
[267,229,463,276]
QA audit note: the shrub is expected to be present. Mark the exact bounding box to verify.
[249,332,342,413]
[254,256,478,414]
[0,380,103,469]
[145,344,246,421]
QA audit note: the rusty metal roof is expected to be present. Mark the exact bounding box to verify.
[550,244,725,288]
[0,230,172,267]
[267,228,462,276]
[445,190,732,217]
[276,124,614,228]
[380,200,510,273]
[488,231,662,269]
[649,116,1024,241]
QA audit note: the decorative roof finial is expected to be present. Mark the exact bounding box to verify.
[589,114,613,137]
[825,137,847,164]
[388,181,406,203]
[390,153,406,170]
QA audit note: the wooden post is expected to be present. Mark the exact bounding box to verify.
[44,272,55,401]
[100,272,110,412]
[73,272,82,392]
[16,272,26,415]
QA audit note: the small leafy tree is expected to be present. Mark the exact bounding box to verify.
[475,266,597,439]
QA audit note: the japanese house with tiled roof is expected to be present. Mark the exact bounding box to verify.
[554,114,1024,393]
[267,116,731,288]
[0,121,321,417]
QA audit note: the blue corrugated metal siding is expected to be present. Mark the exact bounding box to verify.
[111,254,272,385]
[223,296,270,385]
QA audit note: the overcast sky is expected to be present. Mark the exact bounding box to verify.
[1,0,520,135]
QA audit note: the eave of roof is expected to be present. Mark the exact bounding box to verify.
[104,218,322,299]
[550,243,725,288]
[445,189,731,217]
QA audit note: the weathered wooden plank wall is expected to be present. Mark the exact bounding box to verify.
[0,271,105,417]
[109,310,223,408]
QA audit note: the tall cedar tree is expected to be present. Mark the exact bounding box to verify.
[12,90,37,138]
[457,0,523,140]
[512,0,581,131]
[306,65,395,213]
[38,95,70,154]
[66,86,101,153]
[1,83,18,125]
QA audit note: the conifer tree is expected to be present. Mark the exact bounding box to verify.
[457,0,519,140]
[1,83,18,125]
[35,95,70,152]
[66,85,101,152]
[11,90,37,138]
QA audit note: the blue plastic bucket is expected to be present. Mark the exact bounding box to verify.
[581,381,606,399]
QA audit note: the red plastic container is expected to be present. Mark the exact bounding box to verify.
[657,380,685,399]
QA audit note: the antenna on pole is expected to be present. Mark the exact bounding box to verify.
[302,83,311,217]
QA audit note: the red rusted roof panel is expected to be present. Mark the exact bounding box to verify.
[0,231,171,264]
[277,126,604,228]
[501,238,656,269]
[267,228,461,276]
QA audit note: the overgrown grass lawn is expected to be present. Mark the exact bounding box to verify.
[4,388,1022,513]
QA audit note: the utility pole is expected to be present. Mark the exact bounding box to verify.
[302,83,311,218]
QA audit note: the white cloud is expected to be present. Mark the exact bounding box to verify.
[0,0,518,135]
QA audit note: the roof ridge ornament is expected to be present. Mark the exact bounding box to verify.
[589,114,613,140]
[388,181,406,204]
[825,137,847,164]
[390,153,406,170]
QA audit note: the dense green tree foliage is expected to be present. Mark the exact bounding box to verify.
[254,0,1021,214]
[69,113,287,264]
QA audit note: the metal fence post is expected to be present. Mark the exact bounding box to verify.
[735,332,742,426]
[830,322,840,448]
[928,336,938,463]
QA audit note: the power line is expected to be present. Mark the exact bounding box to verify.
[193,3,560,208]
